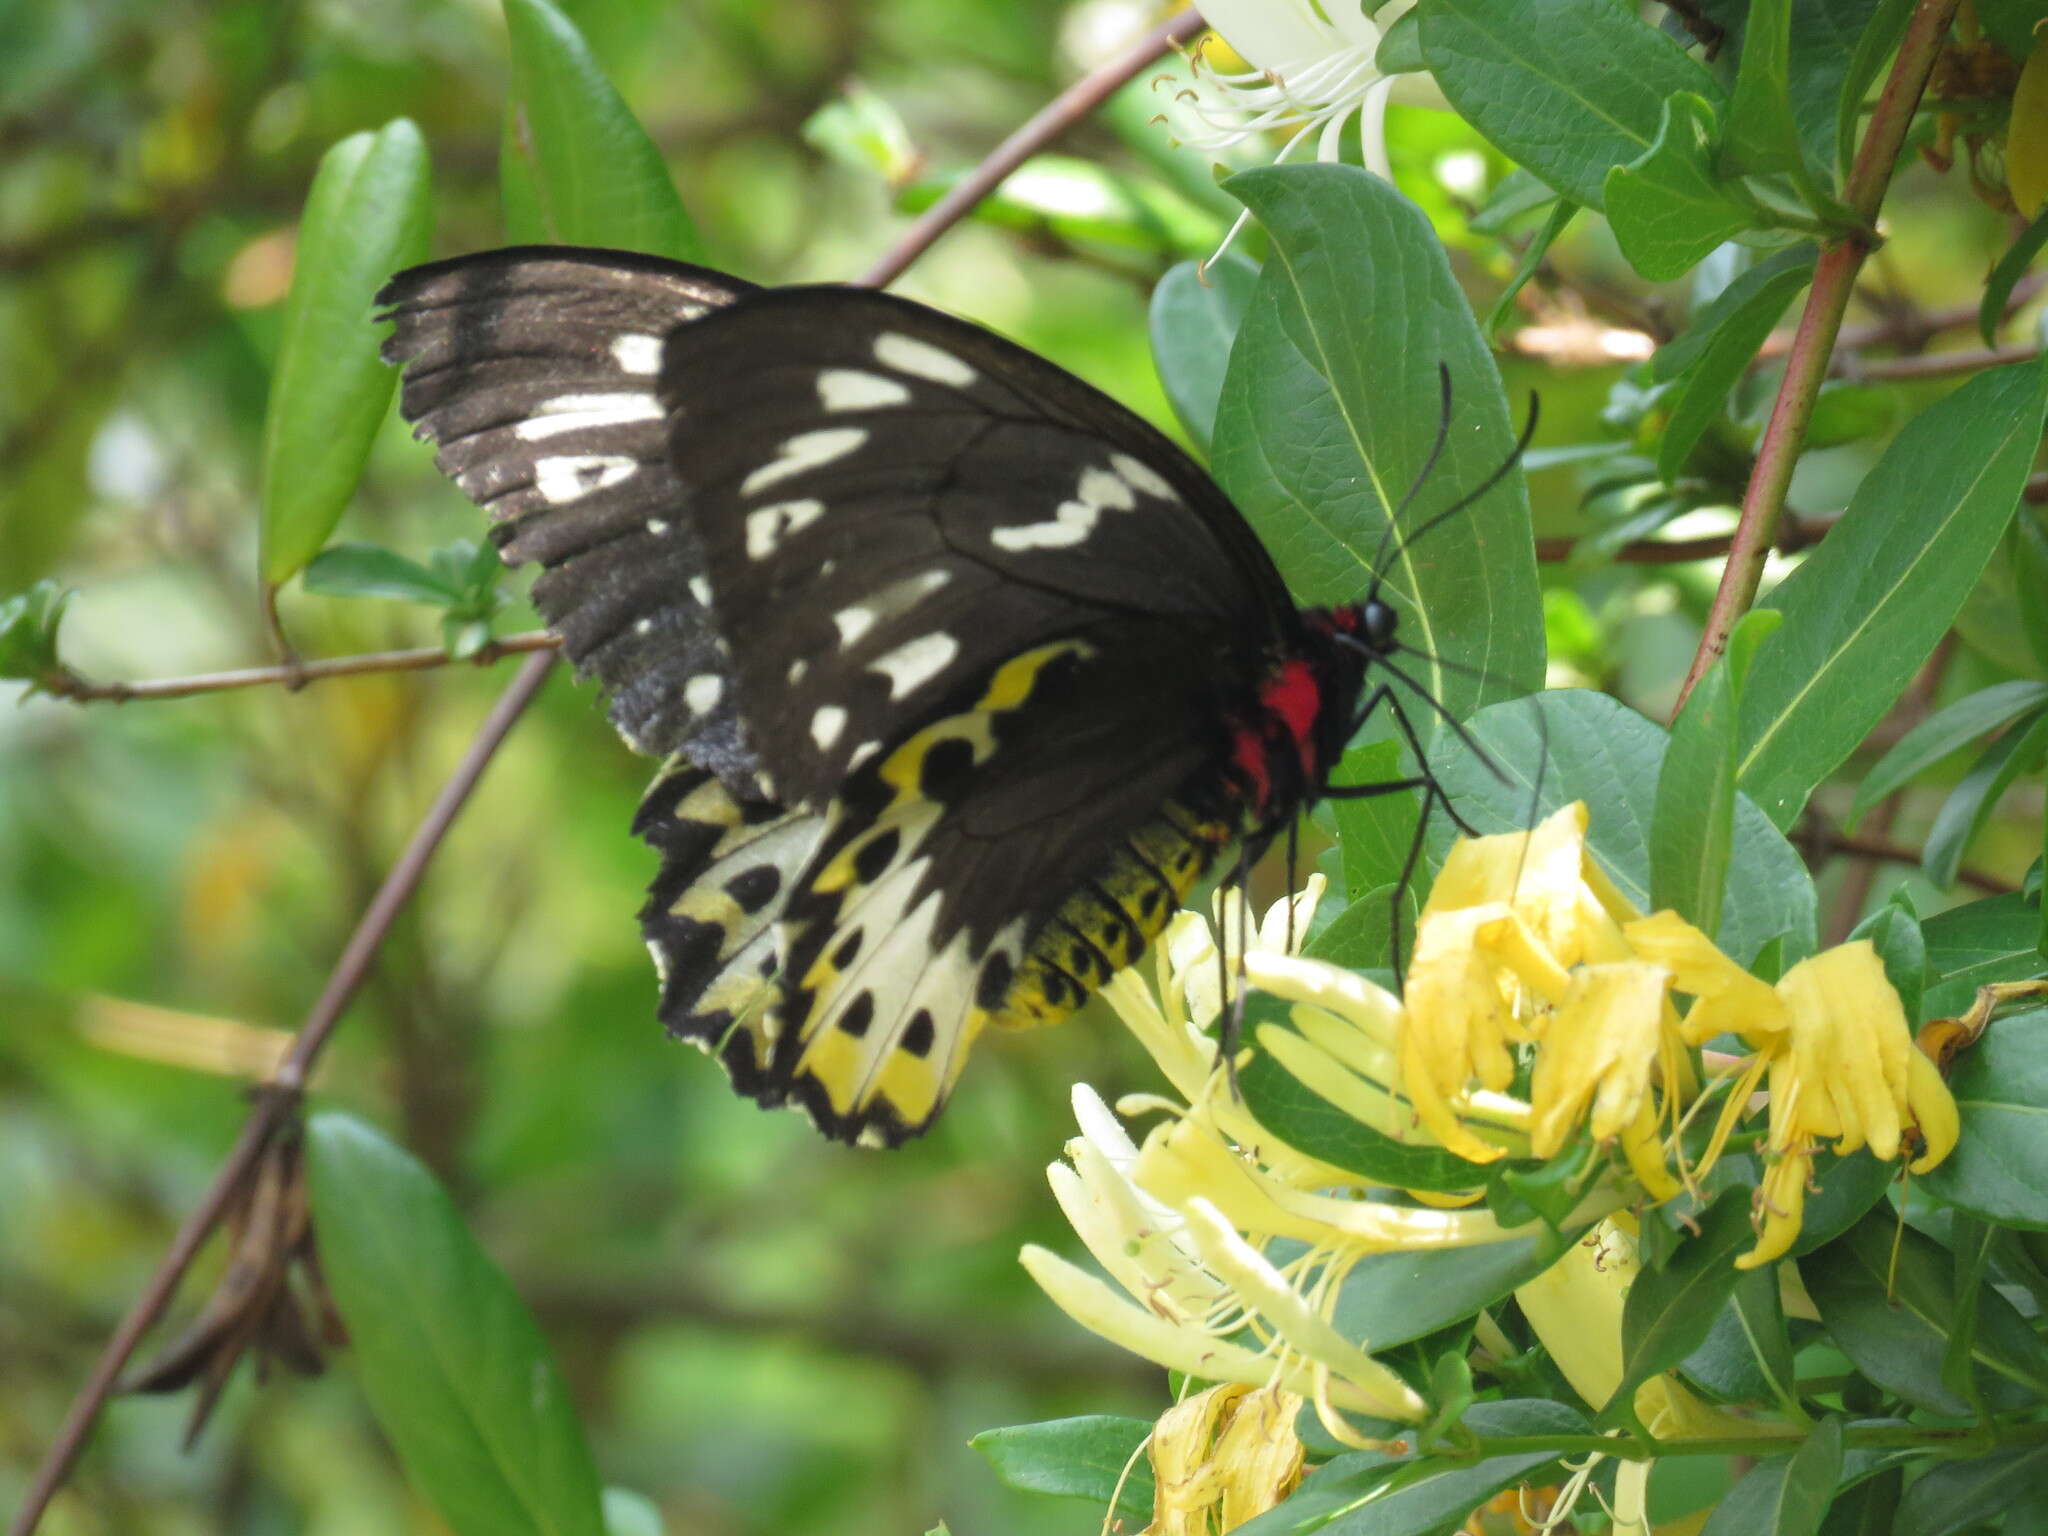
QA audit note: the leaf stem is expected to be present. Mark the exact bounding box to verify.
[1676,0,1962,712]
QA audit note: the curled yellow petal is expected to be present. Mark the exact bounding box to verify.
[1905,1046,1960,1174]
[1777,943,1910,1161]
[1623,911,1788,1045]
[1735,1143,1814,1270]
[1527,961,1672,1154]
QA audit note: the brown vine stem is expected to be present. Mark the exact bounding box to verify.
[1675,0,1962,712]
[10,650,558,1536]
[856,9,1205,289]
[44,630,561,703]
[13,18,1214,1531]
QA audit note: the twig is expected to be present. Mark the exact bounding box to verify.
[1676,0,1961,711]
[15,31,1203,1526]
[1818,824,2014,896]
[1535,513,1836,566]
[855,9,1205,289]
[45,631,560,703]
[1759,274,2046,359]
[10,650,558,1536]
[1845,343,2037,381]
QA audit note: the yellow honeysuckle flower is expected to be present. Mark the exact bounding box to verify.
[1143,1383,1305,1536]
[1527,961,1673,1155]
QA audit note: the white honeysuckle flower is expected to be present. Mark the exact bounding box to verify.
[1176,1,1444,184]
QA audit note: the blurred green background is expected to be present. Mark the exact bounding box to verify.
[0,0,2032,1531]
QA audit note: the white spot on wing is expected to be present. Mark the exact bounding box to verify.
[744,498,826,559]
[869,633,959,699]
[875,331,976,387]
[1111,451,1178,501]
[515,393,662,441]
[611,333,664,376]
[811,705,847,750]
[689,576,712,606]
[533,453,637,504]
[833,604,877,649]
[818,369,911,411]
[1078,464,1136,511]
[847,740,879,769]
[988,460,1154,550]
[634,618,654,635]
[647,518,670,535]
[741,428,865,496]
[991,500,1094,551]
[788,658,808,685]
[685,673,724,713]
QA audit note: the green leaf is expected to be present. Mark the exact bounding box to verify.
[1467,168,1558,235]
[1791,1150,1894,1259]
[305,1114,605,1536]
[1653,246,1815,482]
[260,120,432,586]
[1150,254,1260,453]
[0,579,72,688]
[1939,1215,1995,1404]
[1428,690,1819,967]
[1486,1139,1594,1232]
[1980,204,2048,347]
[1782,0,1886,179]
[1419,0,1721,210]
[1327,740,1422,899]
[1653,609,1780,934]
[1607,1191,1755,1423]
[1722,0,1805,176]
[1922,709,2048,889]
[1606,94,1759,282]
[1802,1209,2048,1415]
[1699,1418,1842,1536]
[1328,1230,1582,1355]
[1212,162,1544,728]
[601,1489,663,1536]
[2013,510,2048,672]
[1924,894,2047,1015]
[1918,1003,2048,1227]
[1836,0,1916,177]
[1736,358,2048,830]
[1819,1468,1902,1536]
[304,542,465,606]
[1483,198,1578,337]
[1894,1446,2048,1536]
[1234,1401,1587,1536]
[1797,381,1896,450]
[800,80,917,183]
[969,1416,1153,1524]
[1680,1264,1800,1412]
[1239,1034,1496,1194]
[1851,681,2048,822]
[501,0,702,257]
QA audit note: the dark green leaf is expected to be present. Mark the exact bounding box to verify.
[1605,94,1758,281]
[2012,510,2048,672]
[1655,248,1815,481]
[1235,1401,1586,1536]
[1939,1216,1995,1404]
[1819,1466,1901,1536]
[1783,0,1885,179]
[501,0,702,257]
[1700,1418,1842,1536]
[1239,1034,1490,1194]
[1681,1264,1798,1410]
[1977,0,2048,60]
[1327,740,1423,898]
[1306,883,1417,973]
[1653,609,1779,933]
[260,120,432,586]
[305,1114,606,1536]
[1894,1446,2048,1536]
[1791,1150,1894,1259]
[1797,381,1896,449]
[1428,690,1818,967]
[1419,0,1721,210]
[1722,0,1806,176]
[1213,163,1544,728]
[1484,198,1578,337]
[1980,204,2048,347]
[1922,710,2048,889]
[1736,359,2048,829]
[969,1416,1153,1524]
[1328,1230,1581,1355]
[1919,1004,2048,1227]
[0,579,72,687]
[1150,254,1259,453]
[1486,1139,1594,1231]
[1802,1210,2048,1415]
[303,543,464,606]
[1852,681,2048,822]
[1924,894,2047,1015]
[1608,1191,1755,1422]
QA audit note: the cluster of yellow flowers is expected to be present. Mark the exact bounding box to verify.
[1021,803,1961,1534]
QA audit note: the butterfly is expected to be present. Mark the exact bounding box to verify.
[377,245,1489,1147]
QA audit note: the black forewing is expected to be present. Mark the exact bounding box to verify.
[378,245,759,775]
[652,284,1295,808]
